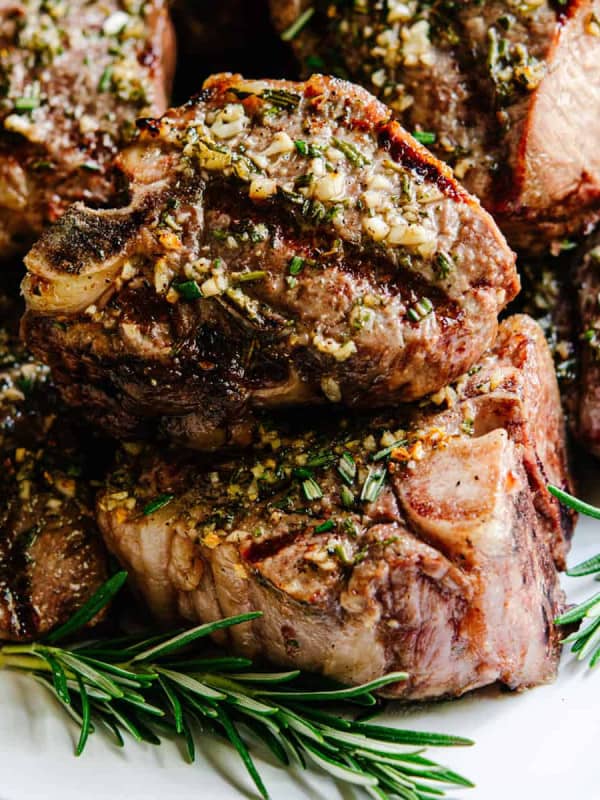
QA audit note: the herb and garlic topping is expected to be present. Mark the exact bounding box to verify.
[22,73,517,449]
[272,1,600,252]
[0,0,173,256]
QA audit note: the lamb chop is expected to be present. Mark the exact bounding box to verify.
[270,0,600,253]
[0,0,174,259]
[22,73,518,450]
[0,283,109,641]
[97,315,574,701]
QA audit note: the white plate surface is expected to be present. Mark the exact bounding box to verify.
[2,465,599,800]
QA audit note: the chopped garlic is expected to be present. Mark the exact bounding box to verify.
[249,177,277,200]
[314,173,345,202]
[363,216,390,241]
[263,131,295,157]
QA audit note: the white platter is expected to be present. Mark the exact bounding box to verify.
[2,462,599,800]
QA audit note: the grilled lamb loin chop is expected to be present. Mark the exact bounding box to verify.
[0,0,174,259]
[97,315,573,700]
[22,74,518,450]
[271,0,600,252]
[0,286,109,641]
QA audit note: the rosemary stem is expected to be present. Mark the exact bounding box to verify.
[0,653,51,672]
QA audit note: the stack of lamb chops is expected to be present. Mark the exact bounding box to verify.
[3,0,599,701]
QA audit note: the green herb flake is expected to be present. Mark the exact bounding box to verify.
[340,485,355,508]
[331,137,371,168]
[372,438,408,462]
[360,468,386,504]
[14,95,39,111]
[337,452,356,485]
[413,131,437,145]
[235,271,266,283]
[435,252,453,279]
[302,477,323,501]
[174,280,202,301]
[98,67,113,93]
[143,493,175,516]
[288,256,305,276]
[314,519,335,534]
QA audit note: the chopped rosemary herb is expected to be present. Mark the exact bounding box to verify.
[302,477,323,501]
[340,485,355,508]
[281,6,315,41]
[408,297,433,322]
[461,418,475,436]
[261,89,301,110]
[360,468,386,504]
[307,451,336,468]
[372,438,408,462]
[294,140,323,158]
[235,271,266,283]
[98,66,113,93]
[174,280,202,301]
[315,519,335,534]
[14,95,39,111]
[332,542,354,566]
[288,256,305,275]
[435,252,453,279]
[143,493,174,516]
[337,452,356,484]
[331,137,371,168]
[413,131,437,145]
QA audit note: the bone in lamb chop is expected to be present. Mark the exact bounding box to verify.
[0,283,109,642]
[97,315,574,701]
[0,0,174,259]
[22,73,518,450]
[270,0,600,253]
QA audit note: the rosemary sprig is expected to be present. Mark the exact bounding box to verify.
[0,573,474,799]
[549,485,600,666]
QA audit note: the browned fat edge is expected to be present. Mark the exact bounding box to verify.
[378,123,461,201]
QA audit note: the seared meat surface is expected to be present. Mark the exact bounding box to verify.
[0,0,174,258]
[271,0,600,252]
[97,315,573,700]
[0,286,109,641]
[22,73,518,449]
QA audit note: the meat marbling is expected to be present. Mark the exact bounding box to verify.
[97,315,573,700]
[22,73,518,449]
